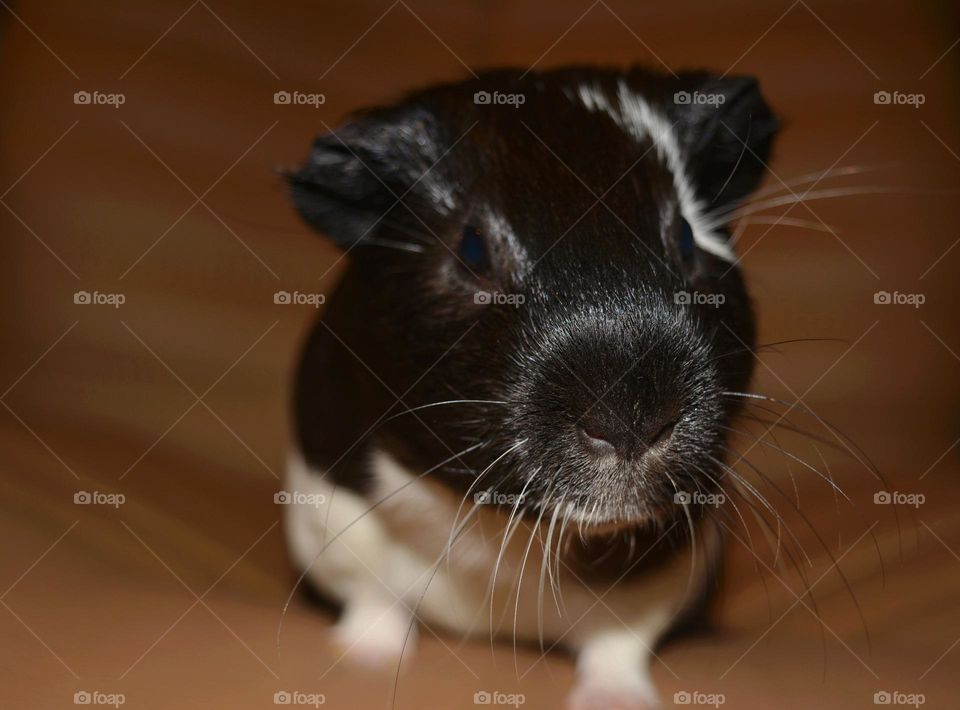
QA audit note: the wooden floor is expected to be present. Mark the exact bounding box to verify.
[1,1,958,708]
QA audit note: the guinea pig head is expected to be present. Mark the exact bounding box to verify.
[288,67,778,531]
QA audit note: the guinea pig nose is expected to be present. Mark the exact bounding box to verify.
[576,425,618,456]
[576,414,679,460]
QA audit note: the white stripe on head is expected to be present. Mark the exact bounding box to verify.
[574,80,735,263]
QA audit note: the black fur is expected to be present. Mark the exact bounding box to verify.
[288,66,777,543]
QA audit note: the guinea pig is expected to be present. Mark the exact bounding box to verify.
[282,65,778,710]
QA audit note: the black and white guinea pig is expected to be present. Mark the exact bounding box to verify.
[282,65,777,710]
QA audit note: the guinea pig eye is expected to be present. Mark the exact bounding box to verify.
[678,217,696,262]
[458,225,489,273]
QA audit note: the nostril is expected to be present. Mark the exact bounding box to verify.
[575,416,677,458]
[576,425,617,456]
[651,420,677,448]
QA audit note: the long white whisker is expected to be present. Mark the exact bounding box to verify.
[488,502,529,645]
[538,493,565,651]
[382,399,510,423]
[728,215,838,245]
[710,163,892,215]
[704,185,957,230]
[553,501,575,617]
[514,497,549,678]
[444,439,527,576]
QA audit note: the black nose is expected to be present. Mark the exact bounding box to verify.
[575,416,676,459]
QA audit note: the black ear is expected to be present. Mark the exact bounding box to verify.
[665,72,779,210]
[286,108,435,248]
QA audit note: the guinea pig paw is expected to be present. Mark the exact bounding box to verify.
[330,603,416,670]
[566,682,660,710]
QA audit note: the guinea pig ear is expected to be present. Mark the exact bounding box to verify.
[665,72,780,211]
[286,109,432,248]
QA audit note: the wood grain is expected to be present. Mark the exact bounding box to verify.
[0,1,958,708]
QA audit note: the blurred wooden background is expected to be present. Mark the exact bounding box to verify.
[0,1,958,708]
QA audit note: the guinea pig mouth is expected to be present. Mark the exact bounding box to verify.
[550,493,670,533]
[532,479,712,537]
[502,421,723,535]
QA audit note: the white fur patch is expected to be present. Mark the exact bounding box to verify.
[285,446,708,706]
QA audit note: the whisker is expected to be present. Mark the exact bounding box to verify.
[703,185,959,230]
[713,452,827,640]
[710,337,848,365]
[488,482,533,649]
[662,468,700,605]
[722,424,851,502]
[542,493,565,628]
[383,399,511,423]
[553,500,575,618]
[729,215,839,246]
[391,507,485,709]
[722,391,889,489]
[705,163,893,222]
[718,446,873,653]
[514,494,550,678]
[444,439,527,581]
